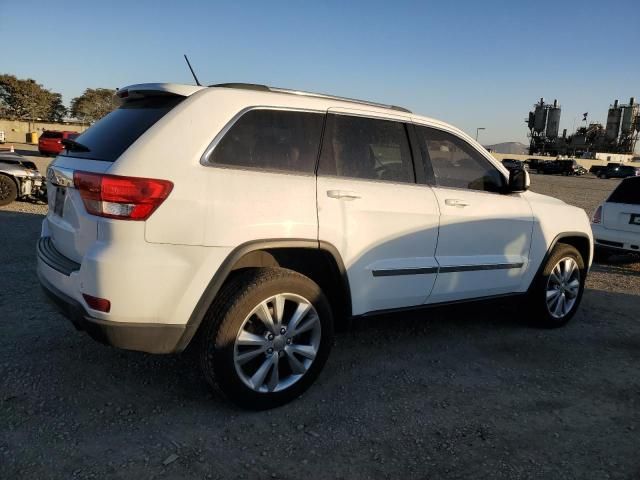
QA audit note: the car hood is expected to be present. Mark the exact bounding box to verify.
[523,190,567,207]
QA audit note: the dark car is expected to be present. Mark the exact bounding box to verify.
[38,130,80,156]
[592,162,621,177]
[501,158,526,172]
[599,164,640,179]
[539,159,580,176]
[524,158,544,172]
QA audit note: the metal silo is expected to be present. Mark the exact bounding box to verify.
[533,98,547,133]
[606,100,622,140]
[621,97,637,134]
[546,99,561,138]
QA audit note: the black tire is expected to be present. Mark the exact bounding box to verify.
[528,243,586,328]
[199,267,334,410]
[593,245,611,263]
[0,174,18,206]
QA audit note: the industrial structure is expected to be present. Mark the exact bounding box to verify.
[527,97,640,156]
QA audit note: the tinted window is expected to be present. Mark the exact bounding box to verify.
[608,177,640,204]
[318,114,414,183]
[416,127,505,192]
[41,131,63,139]
[210,109,324,174]
[61,96,184,162]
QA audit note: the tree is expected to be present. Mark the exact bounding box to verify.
[48,93,68,122]
[70,88,116,123]
[0,74,66,121]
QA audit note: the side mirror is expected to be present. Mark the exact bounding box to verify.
[507,168,529,193]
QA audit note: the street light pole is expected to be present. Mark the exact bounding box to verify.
[476,127,485,141]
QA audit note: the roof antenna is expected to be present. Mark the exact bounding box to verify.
[183,54,201,86]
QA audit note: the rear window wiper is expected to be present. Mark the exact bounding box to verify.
[62,138,91,152]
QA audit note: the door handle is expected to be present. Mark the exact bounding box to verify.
[327,190,361,200]
[444,198,470,207]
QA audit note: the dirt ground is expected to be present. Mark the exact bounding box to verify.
[1,161,639,479]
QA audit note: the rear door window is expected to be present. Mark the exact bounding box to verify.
[318,114,415,183]
[609,178,640,204]
[60,96,184,162]
[209,109,324,174]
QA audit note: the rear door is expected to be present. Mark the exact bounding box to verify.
[413,125,533,303]
[602,178,640,234]
[316,110,440,315]
[45,95,184,262]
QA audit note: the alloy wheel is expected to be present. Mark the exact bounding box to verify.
[233,293,321,393]
[545,257,581,319]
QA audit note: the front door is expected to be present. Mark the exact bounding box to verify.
[413,124,534,304]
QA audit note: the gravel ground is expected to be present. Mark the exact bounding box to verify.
[1,169,639,479]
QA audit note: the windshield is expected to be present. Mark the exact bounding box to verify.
[61,96,184,161]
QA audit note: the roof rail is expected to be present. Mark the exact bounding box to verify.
[209,83,411,114]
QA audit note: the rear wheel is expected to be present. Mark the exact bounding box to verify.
[199,267,334,410]
[0,174,18,206]
[528,243,586,328]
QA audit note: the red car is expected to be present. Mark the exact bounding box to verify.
[38,130,80,156]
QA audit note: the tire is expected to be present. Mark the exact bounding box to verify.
[0,174,18,206]
[593,245,611,263]
[199,267,334,410]
[528,243,586,328]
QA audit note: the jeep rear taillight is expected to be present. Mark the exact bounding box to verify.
[73,171,173,221]
[592,205,603,224]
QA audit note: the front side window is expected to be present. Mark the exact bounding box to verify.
[416,126,505,192]
[209,109,324,174]
[318,114,415,183]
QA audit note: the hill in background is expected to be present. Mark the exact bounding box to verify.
[484,142,529,155]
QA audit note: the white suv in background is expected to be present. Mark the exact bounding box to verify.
[38,83,593,409]
[592,177,640,256]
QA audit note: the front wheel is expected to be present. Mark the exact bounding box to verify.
[528,243,586,328]
[199,267,334,410]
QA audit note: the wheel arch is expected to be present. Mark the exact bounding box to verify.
[528,231,592,292]
[177,239,352,351]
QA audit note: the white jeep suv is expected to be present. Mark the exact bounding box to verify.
[38,83,593,409]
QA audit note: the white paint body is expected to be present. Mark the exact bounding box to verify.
[592,197,640,253]
[38,83,593,333]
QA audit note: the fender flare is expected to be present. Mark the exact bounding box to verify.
[176,239,351,351]
[527,231,592,293]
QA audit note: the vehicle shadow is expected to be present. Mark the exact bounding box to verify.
[591,253,640,278]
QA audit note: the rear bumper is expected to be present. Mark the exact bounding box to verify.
[592,224,640,253]
[39,271,188,353]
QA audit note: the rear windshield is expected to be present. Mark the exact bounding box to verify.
[61,96,184,162]
[41,131,63,139]
[608,178,640,205]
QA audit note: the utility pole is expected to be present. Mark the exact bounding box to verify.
[475,127,485,141]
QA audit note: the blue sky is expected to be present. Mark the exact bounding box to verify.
[1,0,638,145]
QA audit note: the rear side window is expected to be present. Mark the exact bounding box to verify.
[41,131,63,139]
[318,114,414,183]
[61,96,184,162]
[209,109,324,174]
[416,126,505,193]
[609,178,640,204]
